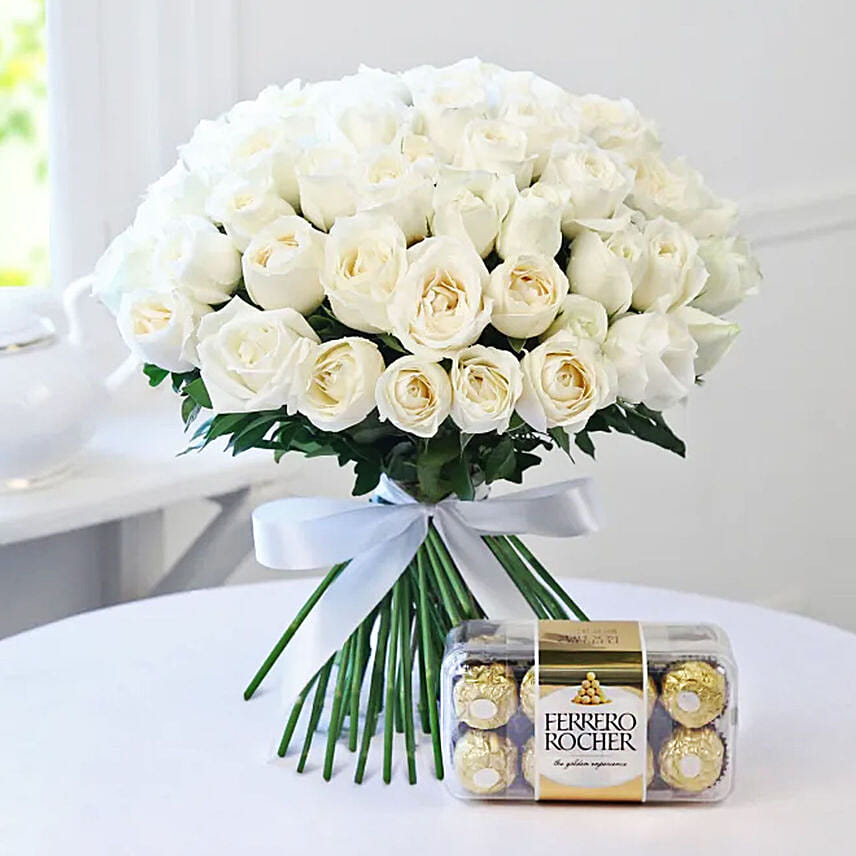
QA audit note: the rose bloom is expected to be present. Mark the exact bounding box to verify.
[322,212,407,333]
[117,288,209,373]
[543,294,608,344]
[298,337,385,431]
[693,235,761,315]
[517,332,614,432]
[197,296,320,413]
[389,236,492,360]
[376,356,452,438]
[242,215,326,314]
[450,345,523,434]
[486,254,569,339]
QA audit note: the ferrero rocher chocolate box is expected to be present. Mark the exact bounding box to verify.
[440,620,736,803]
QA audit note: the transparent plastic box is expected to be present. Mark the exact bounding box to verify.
[440,620,737,803]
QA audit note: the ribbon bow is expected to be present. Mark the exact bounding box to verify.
[253,475,600,702]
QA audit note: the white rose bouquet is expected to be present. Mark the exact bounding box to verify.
[93,59,760,785]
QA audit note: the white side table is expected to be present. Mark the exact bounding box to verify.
[0,384,301,635]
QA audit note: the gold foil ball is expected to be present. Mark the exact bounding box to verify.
[586,671,596,681]
[519,665,537,721]
[453,730,518,795]
[454,662,518,729]
[658,726,724,792]
[660,661,726,727]
[646,674,658,719]
[521,736,536,788]
[646,743,655,786]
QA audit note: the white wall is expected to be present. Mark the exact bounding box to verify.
[44,0,856,628]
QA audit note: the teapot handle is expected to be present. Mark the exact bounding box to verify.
[64,275,141,394]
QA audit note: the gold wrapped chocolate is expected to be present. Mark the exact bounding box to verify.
[453,730,518,795]
[521,736,535,788]
[660,660,726,727]
[646,674,657,719]
[454,662,518,728]
[520,665,536,721]
[646,743,655,787]
[658,726,724,792]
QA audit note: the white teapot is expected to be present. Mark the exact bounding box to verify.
[0,278,136,491]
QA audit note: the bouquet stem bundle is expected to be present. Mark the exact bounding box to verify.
[243,525,586,783]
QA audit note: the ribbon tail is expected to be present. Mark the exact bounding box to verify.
[433,508,531,619]
[278,514,428,705]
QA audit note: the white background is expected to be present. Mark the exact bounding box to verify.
[34,0,856,629]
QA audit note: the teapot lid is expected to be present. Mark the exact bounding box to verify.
[0,307,56,352]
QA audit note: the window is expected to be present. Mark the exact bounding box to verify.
[0,0,47,287]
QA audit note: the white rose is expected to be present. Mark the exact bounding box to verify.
[402,58,493,158]
[298,337,385,431]
[242,215,325,314]
[389,236,492,359]
[117,289,209,373]
[152,215,242,305]
[567,226,647,316]
[630,154,737,238]
[352,149,433,243]
[450,345,523,434]
[295,145,358,231]
[693,236,761,315]
[576,95,660,159]
[431,168,516,258]
[497,72,580,178]
[486,254,569,339]
[226,116,304,208]
[543,294,608,344]
[496,187,563,260]
[517,332,612,432]
[540,140,635,235]
[322,212,407,333]
[375,355,452,438]
[671,306,739,376]
[206,170,295,252]
[603,312,696,411]
[178,117,232,183]
[197,296,320,413]
[92,226,154,314]
[632,217,708,313]
[134,162,210,236]
[454,118,535,188]
[327,86,415,153]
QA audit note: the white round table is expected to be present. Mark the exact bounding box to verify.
[1,579,853,855]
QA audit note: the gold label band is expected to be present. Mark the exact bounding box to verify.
[535,621,647,801]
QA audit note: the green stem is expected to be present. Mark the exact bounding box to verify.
[496,535,568,618]
[355,594,392,784]
[297,656,334,773]
[349,616,372,752]
[508,534,589,620]
[417,546,444,780]
[322,636,354,781]
[411,581,430,735]
[426,524,478,617]
[382,578,402,784]
[244,562,347,700]
[423,536,463,624]
[277,669,320,757]
[398,574,417,784]
[485,536,550,618]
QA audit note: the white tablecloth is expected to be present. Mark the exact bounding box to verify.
[1,578,853,854]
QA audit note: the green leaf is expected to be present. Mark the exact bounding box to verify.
[447,457,475,501]
[181,396,201,427]
[376,333,407,354]
[183,377,212,409]
[143,364,169,387]
[353,459,381,496]
[574,431,596,459]
[548,426,571,457]
[507,336,527,353]
[483,437,516,483]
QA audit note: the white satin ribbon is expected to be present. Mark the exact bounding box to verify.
[252,475,601,703]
